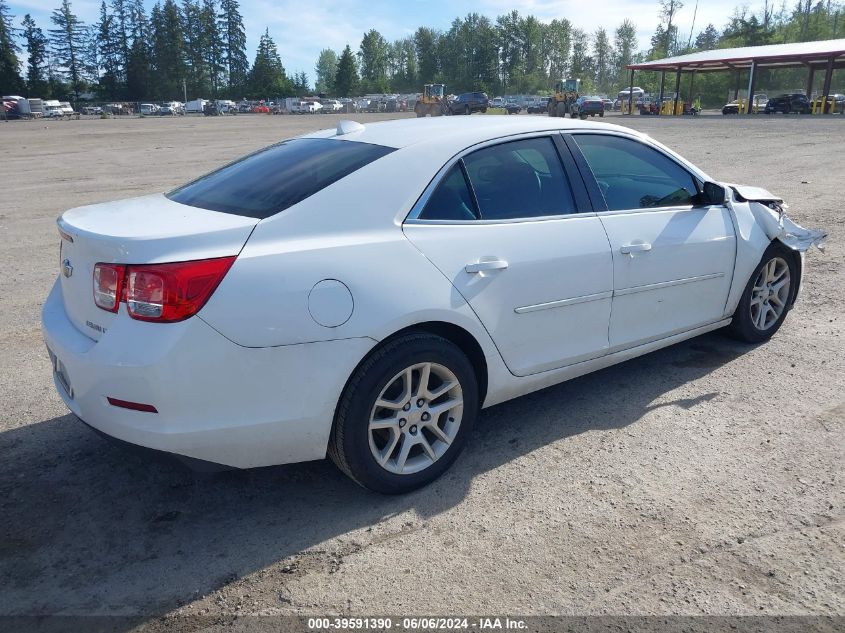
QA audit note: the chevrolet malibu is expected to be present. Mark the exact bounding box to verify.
[42,117,826,493]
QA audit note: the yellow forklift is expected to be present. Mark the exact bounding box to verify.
[548,78,581,117]
[414,84,449,117]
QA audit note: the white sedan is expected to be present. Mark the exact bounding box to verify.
[42,117,826,493]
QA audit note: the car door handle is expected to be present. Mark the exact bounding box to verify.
[465,259,509,274]
[620,242,652,255]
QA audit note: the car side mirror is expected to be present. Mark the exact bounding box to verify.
[699,181,727,206]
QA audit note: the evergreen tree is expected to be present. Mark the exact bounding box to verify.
[125,0,151,99]
[110,0,130,76]
[181,0,208,95]
[21,13,48,96]
[218,0,247,94]
[49,0,87,100]
[314,48,337,94]
[248,28,289,97]
[694,23,719,49]
[0,0,24,94]
[333,44,358,97]
[200,0,223,94]
[292,70,309,93]
[151,0,185,99]
[95,2,122,98]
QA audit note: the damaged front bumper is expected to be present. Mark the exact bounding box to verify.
[729,184,828,252]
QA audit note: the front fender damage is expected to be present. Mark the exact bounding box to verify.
[726,184,827,252]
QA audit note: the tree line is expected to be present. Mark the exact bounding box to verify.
[0,0,843,103]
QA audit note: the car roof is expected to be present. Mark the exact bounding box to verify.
[300,116,637,154]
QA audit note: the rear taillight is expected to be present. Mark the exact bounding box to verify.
[93,256,235,322]
[93,263,126,312]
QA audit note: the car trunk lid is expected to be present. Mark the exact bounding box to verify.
[56,193,258,340]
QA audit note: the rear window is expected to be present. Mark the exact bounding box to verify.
[167,138,395,219]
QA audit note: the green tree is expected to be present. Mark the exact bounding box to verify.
[125,0,151,99]
[110,0,130,74]
[592,28,613,92]
[218,0,248,94]
[694,23,719,49]
[613,19,637,88]
[314,48,337,94]
[22,13,49,96]
[0,0,24,94]
[150,0,185,99]
[334,44,358,97]
[358,29,389,92]
[248,28,290,97]
[94,2,123,98]
[414,26,438,85]
[545,18,572,85]
[181,0,207,95]
[49,0,88,100]
[570,28,592,82]
[292,70,309,93]
[200,0,222,94]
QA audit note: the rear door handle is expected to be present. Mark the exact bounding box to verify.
[620,242,652,255]
[465,259,509,274]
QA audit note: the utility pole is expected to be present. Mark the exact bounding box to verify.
[183,78,187,103]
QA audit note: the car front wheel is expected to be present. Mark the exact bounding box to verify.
[728,243,798,343]
[328,332,478,494]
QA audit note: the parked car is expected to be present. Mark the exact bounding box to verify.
[822,93,845,113]
[140,103,160,115]
[82,106,103,116]
[491,97,506,108]
[504,103,522,115]
[764,93,811,114]
[572,95,605,118]
[449,91,489,115]
[321,99,343,113]
[601,98,614,110]
[527,98,550,114]
[44,117,825,494]
[252,104,270,114]
[722,94,768,114]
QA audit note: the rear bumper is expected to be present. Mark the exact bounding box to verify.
[42,279,376,468]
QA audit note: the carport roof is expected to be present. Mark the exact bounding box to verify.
[627,38,845,72]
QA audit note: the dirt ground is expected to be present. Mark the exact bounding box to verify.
[0,112,843,626]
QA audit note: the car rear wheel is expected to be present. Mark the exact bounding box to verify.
[728,243,797,343]
[328,332,478,494]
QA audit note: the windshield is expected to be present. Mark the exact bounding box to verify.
[167,138,395,219]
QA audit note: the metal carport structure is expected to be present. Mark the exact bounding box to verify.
[624,38,845,114]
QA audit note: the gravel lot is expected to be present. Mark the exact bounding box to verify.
[1,112,842,625]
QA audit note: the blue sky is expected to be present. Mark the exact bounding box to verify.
[9,0,745,80]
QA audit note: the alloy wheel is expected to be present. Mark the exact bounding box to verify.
[750,256,791,331]
[368,362,463,475]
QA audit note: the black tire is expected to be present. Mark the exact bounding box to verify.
[557,102,567,118]
[328,332,479,494]
[727,242,799,343]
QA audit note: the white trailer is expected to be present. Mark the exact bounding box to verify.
[184,98,207,113]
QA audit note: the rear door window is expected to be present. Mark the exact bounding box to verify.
[167,138,395,219]
[463,137,577,220]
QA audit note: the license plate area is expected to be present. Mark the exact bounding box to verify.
[47,347,74,399]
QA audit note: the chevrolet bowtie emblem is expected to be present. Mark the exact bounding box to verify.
[62,258,73,278]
